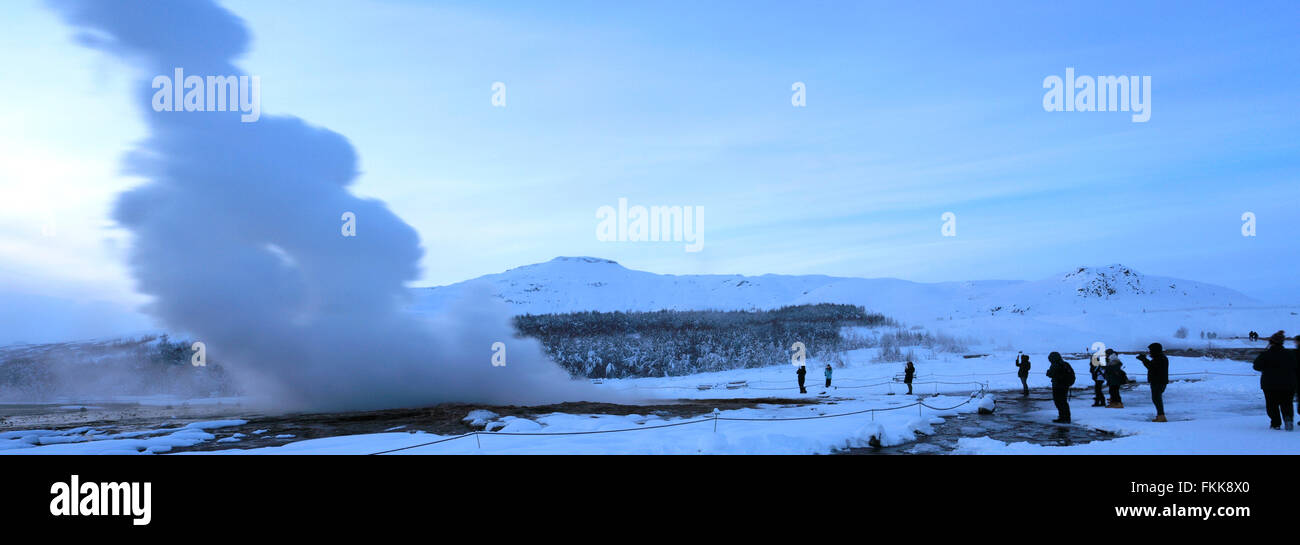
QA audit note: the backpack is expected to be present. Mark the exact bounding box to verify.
[1061,363,1076,386]
[1049,359,1076,386]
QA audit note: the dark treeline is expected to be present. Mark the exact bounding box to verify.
[0,335,235,400]
[513,304,895,379]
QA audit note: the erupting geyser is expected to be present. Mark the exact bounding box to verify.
[49,0,601,410]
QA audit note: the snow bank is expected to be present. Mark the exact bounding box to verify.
[0,419,246,454]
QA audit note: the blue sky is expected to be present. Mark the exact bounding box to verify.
[1,0,1297,341]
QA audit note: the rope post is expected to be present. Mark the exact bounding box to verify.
[475,432,480,450]
[712,408,720,433]
[871,409,875,421]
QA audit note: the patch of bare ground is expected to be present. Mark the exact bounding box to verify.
[169,397,818,453]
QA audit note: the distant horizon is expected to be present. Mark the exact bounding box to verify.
[0,250,1290,348]
[417,255,1277,303]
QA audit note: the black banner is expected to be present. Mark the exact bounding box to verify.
[1,455,1280,532]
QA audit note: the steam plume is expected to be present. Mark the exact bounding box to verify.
[49,0,602,410]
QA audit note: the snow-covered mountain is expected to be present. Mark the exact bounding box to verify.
[412,257,1254,320]
[410,257,1291,351]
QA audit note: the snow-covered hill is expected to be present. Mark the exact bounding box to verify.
[412,256,964,319]
[411,257,1293,351]
[413,258,1254,318]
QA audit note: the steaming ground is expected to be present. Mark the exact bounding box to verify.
[47,0,603,411]
[4,347,1294,455]
[0,397,809,454]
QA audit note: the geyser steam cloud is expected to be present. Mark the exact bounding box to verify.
[49,0,599,410]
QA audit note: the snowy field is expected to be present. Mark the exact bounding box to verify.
[2,348,1291,455]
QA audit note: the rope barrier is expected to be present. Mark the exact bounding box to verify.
[912,380,989,386]
[716,405,910,422]
[604,366,1254,395]
[367,389,987,454]
[645,376,989,392]
[1114,370,1258,378]
[366,363,1261,453]
[367,432,478,455]
[487,417,715,436]
[921,371,1019,378]
[367,417,717,455]
[750,375,897,385]
[715,396,977,422]
[822,381,895,390]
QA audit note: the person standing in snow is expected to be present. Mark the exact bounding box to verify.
[796,364,807,394]
[824,364,833,389]
[904,361,915,395]
[1089,353,1107,407]
[1015,353,1031,396]
[1104,349,1125,408]
[1046,352,1075,423]
[1294,335,1300,417]
[1137,342,1170,422]
[1252,330,1296,430]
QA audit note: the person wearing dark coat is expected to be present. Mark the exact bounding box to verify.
[796,365,807,394]
[1046,352,1075,423]
[1089,354,1107,407]
[1104,349,1125,408]
[1137,342,1170,422]
[1294,335,1300,417]
[1252,331,1297,430]
[904,361,915,395]
[1015,354,1031,396]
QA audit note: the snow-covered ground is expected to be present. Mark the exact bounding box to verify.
[236,352,1291,455]
[6,347,1285,455]
[0,420,247,454]
[949,356,1300,455]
